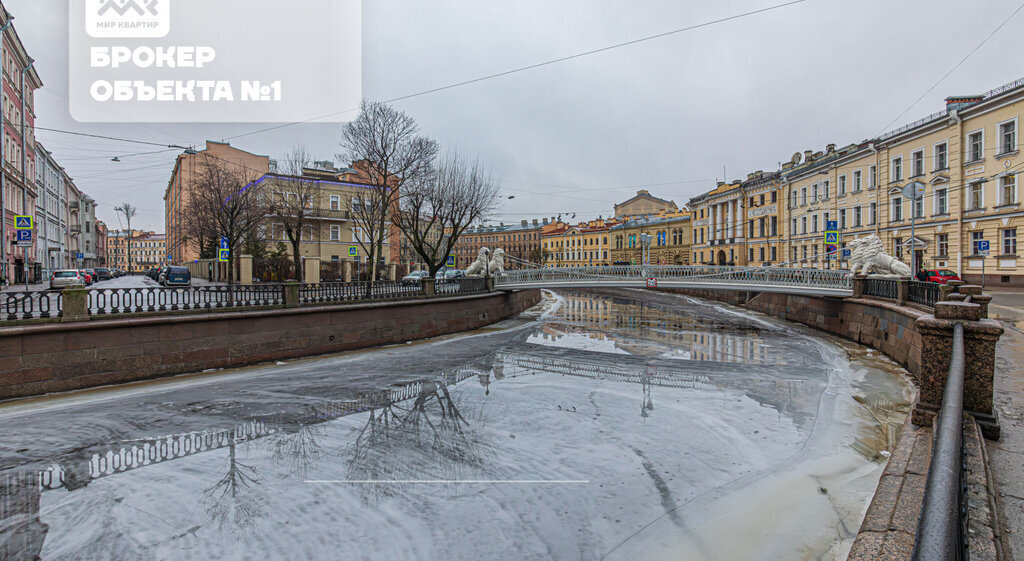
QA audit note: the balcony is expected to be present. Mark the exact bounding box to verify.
[69,201,80,209]
[310,208,351,220]
[70,225,82,234]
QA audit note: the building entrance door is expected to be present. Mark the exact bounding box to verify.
[717,250,727,265]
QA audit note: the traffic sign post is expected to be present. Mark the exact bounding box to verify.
[218,248,230,262]
[348,246,358,258]
[824,223,839,267]
[903,181,925,275]
[15,230,32,248]
[978,240,990,287]
[446,255,455,267]
[14,216,32,230]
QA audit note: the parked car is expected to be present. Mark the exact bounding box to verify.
[50,270,85,290]
[85,269,98,283]
[78,270,94,285]
[401,270,430,285]
[146,268,160,281]
[922,269,961,284]
[94,267,113,281]
[162,266,192,287]
[436,269,465,280]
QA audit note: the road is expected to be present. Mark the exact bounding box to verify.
[0,289,913,561]
[985,288,1024,560]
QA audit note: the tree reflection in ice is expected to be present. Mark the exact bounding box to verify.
[202,442,265,535]
[344,374,490,504]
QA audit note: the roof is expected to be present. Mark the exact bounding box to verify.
[615,190,677,210]
[464,221,545,235]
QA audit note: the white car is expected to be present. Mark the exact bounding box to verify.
[401,270,430,284]
[49,270,85,290]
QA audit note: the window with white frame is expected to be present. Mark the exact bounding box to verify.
[935,188,948,215]
[791,190,798,208]
[914,195,924,219]
[801,216,807,234]
[934,142,948,170]
[853,170,862,192]
[1004,228,1018,255]
[330,225,340,241]
[812,184,819,201]
[1000,174,1017,206]
[971,231,985,255]
[891,197,903,221]
[330,195,340,211]
[791,218,797,235]
[912,150,924,177]
[969,182,984,210]
[801,187,807,205]
[999,120,1016,154]
[854,205,862,227]
[823,180,830,199]
[839,175,847,195]
[894,237,903,259]
[937,234,949,257]
[839,208,847,229]
[967,130,984,162]
[891,156,903,182]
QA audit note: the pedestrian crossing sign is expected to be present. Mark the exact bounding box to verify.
[348,246,358,257]
[825,232,838,244]
[218,248,230,262]
[14,216,32,229]
[447,255,455,267]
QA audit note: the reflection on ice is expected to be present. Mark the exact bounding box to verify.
[0,289,912,561]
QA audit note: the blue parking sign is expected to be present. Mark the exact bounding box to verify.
[978,240,990,251]
[16,230,32,241]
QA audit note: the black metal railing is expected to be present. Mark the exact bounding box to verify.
[3,291,61,320]
[299,281,424,304]
[908,281,941,307]
[436,277,489,296]
[864,278,899,300]
[911,322,967,561]
[88,285,285,315]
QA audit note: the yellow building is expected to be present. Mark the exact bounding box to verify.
[541,218,618,267]
[609,212,692,265]
[106,230,165,272]
[614,190,678,220]
[687,171,782,266]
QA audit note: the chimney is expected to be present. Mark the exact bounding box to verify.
[532,219,538,226]
[803,150,814,162]
[268,159,278,173]
[826,143,836,153]
[543,218,549,225]
[521,220,528,227]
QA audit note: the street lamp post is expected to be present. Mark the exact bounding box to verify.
[639,232,652,276]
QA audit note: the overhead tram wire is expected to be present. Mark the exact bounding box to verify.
[219,0,810,143]
[875,0,1024,136]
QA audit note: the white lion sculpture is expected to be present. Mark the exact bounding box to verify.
[465,247,490,277]
[848,234,912,277]
[488,249,506,276]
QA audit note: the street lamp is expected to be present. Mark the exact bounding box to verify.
[639,232,653,270]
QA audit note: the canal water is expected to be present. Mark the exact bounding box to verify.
[0,289,913,561]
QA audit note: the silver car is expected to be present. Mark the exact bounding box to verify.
[50,269,85,290]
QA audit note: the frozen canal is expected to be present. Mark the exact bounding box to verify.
[0,289,913,561]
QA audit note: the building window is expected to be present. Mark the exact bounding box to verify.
[1004,229,1018,255]
[330,225,340,241]
[839,208,847,230]
[812,214,819,233]
[891,156,903,182]
[891,197,903,221]
[791,218,797,235]
[869,165,877,189]
[934,142,948,170]
[838,175,847,196]
[999,174,1016,206]
[801,216,807,234]
[894,237,903,259]
[935,188,948,215]
[748,248,754,262]
[823,180,830,199]
[937,233,949,257]
[771,246,777,261]
[854,206,862,227]
[771,216,777,236]
[968,130,984,162]
[999,120,1016,154]
[970,182,984,210]
[914,196,924,219]
[869,202,877,225]
[801,187,807,206]
[972,231,985,255]
[912,150,924,177]
[771,191,777,203]
[852,170,862,192]
[330,195,340,211]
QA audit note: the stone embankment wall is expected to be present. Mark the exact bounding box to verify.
[0,290,540,401]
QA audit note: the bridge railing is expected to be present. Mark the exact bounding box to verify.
[911,322,967,561]
[495,265,853,291]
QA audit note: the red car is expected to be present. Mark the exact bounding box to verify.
[922,269,961,284]
[78,269,94,285]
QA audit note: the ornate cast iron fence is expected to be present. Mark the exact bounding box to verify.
[3,291,61,320]
[908,281,941,307]
[863,278,899,300]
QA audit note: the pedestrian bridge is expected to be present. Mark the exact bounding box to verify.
[494,265,853,297]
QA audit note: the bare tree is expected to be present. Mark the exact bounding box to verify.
[266,147,322,282]
[339,100,438,282]
[114,203,137,272]
[395,151,500,277]
[182,154,266,285]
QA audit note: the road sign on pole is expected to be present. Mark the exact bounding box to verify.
[978,240,990,256]
[218,248,230,262]
[447,255,455,267]
[348,246,358,257]
[14,216,32,229]
[15,230,32,247]
[219,237,229,250]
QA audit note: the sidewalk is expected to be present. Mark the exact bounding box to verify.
[984,288,1024,560]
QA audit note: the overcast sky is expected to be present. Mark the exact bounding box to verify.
[8,0,1024,231]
